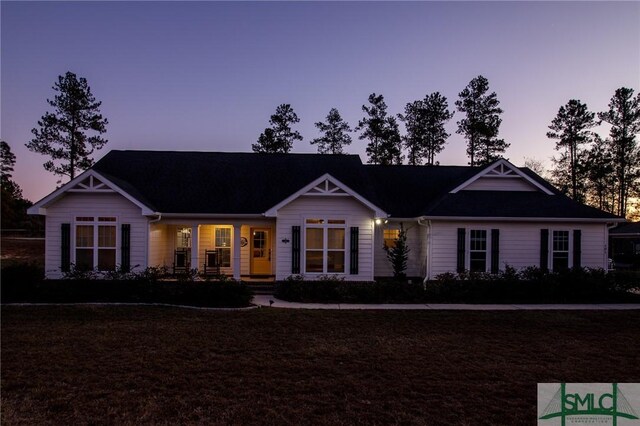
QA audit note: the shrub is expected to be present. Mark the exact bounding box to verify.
[275,276,424,304]
[1,264,251,307]
[426,267,640,303]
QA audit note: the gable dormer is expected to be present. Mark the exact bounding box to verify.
[450,159,554,194]
[264,173,386,217]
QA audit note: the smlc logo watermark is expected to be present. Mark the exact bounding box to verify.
[538,383,640,425]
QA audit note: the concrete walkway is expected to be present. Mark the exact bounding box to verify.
[252,295,640,310]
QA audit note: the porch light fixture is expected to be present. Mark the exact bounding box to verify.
[375,218,382,225]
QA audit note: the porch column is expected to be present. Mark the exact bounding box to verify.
[233,224,241,280]
[191,225,199,272]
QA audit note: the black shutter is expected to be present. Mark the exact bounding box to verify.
[540,229,549,271]
[292,226,300,274]
[121,224,131,271]
[456,228,466,273]
[350,227,359,275]
[573,229,582,269]
[491,229,500,274]
[61,223,71,272]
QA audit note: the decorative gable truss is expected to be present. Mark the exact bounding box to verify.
[450,159,554,194]
[68,175,114,193]
[485,163,518,177]
[304,179,349,196]
[264,173,387,217]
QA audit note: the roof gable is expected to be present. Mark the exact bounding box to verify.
[27,169,156,216]
[450,159,554,195]
[264,173,387,217]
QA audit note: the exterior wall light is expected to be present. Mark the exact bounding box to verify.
[375,218,382,225]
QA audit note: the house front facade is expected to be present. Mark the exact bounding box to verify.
[28,151,624,281]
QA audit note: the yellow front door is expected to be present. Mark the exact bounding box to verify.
[250,228,271,275]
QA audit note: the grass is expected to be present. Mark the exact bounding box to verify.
[0,237,45,267]
[2,307,640,425]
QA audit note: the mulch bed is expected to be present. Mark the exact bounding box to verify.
[2,307,639,424]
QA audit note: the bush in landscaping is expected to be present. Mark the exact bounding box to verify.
[426,266,640,303]
[1,263,252,307]
[275,267,640,304]
[274,275,424,303]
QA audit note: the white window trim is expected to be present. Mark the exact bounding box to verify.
[550,229,573,271]
[72,216,120,271]
[466,228,491,273]
[303,217,349,275]
[214,226,233,268]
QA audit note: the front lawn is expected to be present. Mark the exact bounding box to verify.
[2,307,639,424]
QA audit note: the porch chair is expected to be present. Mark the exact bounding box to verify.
[173,247,191,275]
[203,249,221,276]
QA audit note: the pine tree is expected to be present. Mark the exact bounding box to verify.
[1,140,16,188]
[455,76,509,166]
[252,104,302,153]
[356,93,403,165]
[311,108,352,154]
[398,92,453,165]
[26,72,108,181]
[547,99,596,202]
[585,135,615,212]
[384,224,410,280]
[598,87,640,217]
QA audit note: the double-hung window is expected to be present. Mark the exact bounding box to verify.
[469,230,488,272]
[552,230,570,271]
[75,217,117,271]
[215,227,231,267]
[305,219,346,274]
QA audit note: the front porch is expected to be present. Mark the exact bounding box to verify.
[149,221,276,280]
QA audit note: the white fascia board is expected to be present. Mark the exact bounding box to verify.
[264,173,388,218]
[449,158,555,195]
[421,215,626,223]
[159,213,266,219]
[26,169,155,216]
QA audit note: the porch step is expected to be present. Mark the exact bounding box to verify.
[244,282,275,295]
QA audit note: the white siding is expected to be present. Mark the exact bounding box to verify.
[464,177,537,191]
[427,221,608,279]
[373,221,426,278]
[149,223,173,267]
[275,196,375,281]
[44,193,148,278]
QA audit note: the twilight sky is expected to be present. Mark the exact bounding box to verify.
[2,1,639,202]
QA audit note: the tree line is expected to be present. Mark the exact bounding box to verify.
[2,71,638,221]
[546,89,640,218]
[253,75,508,167]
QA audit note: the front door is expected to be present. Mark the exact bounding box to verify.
[250,228,271,275]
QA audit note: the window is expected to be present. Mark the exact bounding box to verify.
[75,217,117,271]
[215,227,231,267]
[469,230,487,272]
[305,218,346,273]
[176,227,191,248]
[383,229,400,248]
[552,230,570,271]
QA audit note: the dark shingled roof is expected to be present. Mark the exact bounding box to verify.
[421,191,619,219]
[610,222,640,235]
[93,151,375,214]
[91,150,621,220]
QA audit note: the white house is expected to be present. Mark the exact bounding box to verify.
[28,151,624,281]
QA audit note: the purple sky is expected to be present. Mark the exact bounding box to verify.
[2,1,639,202]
